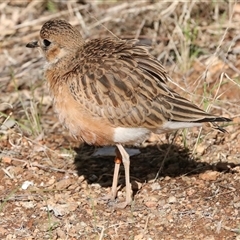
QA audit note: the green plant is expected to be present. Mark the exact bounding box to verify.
[10,74,43,137]
[0,186,20,212]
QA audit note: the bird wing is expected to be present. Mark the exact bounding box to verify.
[66,38,229,129]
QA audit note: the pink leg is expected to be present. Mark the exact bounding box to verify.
[115,144,132,208]
[110,154,121,200]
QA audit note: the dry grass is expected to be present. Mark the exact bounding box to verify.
[0,1,240,239]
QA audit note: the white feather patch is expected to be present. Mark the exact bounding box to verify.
[114,122,203,143]
[160,121,202,132]
[113,127,151,143]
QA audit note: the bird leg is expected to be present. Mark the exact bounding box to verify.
[115,144,132,207]
[110,148,121,200]
[101,144,132,208]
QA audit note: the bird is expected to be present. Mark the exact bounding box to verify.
[26,19,231,208]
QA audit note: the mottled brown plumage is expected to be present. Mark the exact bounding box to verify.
[27,19,230,208]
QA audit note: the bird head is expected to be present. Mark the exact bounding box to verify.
[26,19,83,66]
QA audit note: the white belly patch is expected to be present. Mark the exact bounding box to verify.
[113,127,151,144]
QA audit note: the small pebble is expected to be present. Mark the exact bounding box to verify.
[168,196,177,204]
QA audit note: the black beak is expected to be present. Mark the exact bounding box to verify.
[26,41,39,48]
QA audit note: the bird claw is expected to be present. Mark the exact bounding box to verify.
[98,194,115,203]
[112,201,131,209]
[98,194,132,209]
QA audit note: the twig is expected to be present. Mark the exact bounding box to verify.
[154,131,178,181]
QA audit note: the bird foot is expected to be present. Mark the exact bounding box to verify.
[98,193,132,209]
[98,194,115,203]
[112,200,132,209]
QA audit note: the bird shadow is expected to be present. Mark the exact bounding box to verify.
[73,143,237,196]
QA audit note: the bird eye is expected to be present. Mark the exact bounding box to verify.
[43,39,51,47]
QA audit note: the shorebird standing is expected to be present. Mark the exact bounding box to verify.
[26,19,230,208]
